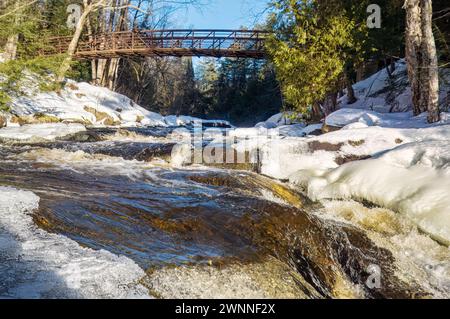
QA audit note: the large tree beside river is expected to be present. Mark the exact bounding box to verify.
[267,0,443,123]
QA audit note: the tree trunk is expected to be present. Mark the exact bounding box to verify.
[97,58,108,85]
[57,4,92,83]
[3,34,18,61]
[405,0,424,115]
[311,101,324,121]
[2,0,20,62]
[323,91,338,116]
[404,0,440,122]
[107,58,120,90]
[346,78,357,104]
[420,0,440,123]
[86,16,97,84]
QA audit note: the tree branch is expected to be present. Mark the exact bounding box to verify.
[0,0,39,20]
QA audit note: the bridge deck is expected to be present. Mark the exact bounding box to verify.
[45,29,271,59]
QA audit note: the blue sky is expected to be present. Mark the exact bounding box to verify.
[174,0,270,29]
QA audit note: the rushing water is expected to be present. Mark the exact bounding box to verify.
[0,127,449,299]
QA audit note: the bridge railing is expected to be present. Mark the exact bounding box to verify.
[44,29,272,59]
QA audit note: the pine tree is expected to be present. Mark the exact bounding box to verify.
[266,0,366,117]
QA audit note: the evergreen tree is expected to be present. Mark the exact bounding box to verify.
[266,0,366,117]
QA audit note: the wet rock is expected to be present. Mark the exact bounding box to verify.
[8,113,61,125]
[187,171,308,208]
[308,140,344,152]
[322,124,342,133]
[335,154,371,165]
[135,143,176,162]
[235,199,425,299]
[10,114,26,126]
[84,105,121,126]
[60,130,103,142]
[0,114,6,128]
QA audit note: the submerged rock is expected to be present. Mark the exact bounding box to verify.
[181,171,426,298]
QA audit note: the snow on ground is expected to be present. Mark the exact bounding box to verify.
[255,112,450,245]
[326,108,450,129]
[6,79,230,128]
[249,61,450,245]
[290,140,450,245]
[255,111,304,129]
[9,81,164,127]
[0,123,86,142]
[258,124,450,180]
[337,60,449,114]
[0,187,149,299]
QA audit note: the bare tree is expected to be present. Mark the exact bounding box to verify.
[56,0,204,83]
[56,0,145,82]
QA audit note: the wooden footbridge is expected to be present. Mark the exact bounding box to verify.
[45,29,271,59]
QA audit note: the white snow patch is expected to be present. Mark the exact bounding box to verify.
[326,109,450,129]
[265,112,303,127]
[258,124,450,180]
[0,123,86,141]
[7,78,232,128]
[9,80,167,127]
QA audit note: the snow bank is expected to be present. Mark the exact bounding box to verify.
[337,60,449,114]
[0,187,149,298]
[0,123,86,142]
[337,61,410,112]
[10,81,167,127]
[259,123,450,180]
[255,111,304,129]
[8,79,232,128]
[290,140,450,245]
[326,108,450,129]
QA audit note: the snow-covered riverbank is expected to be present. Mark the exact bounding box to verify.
[2,79,230,128]
[244,62,450,245]
[2,62,449,246]
[0,60,449,299]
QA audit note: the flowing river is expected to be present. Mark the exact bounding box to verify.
[0,126,449,299]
